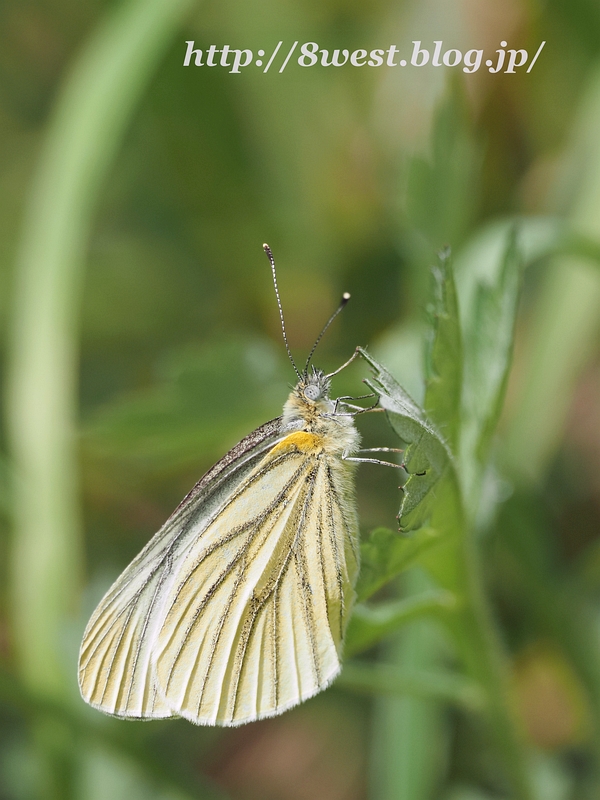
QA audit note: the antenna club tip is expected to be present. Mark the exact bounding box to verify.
[342,292,351,303]
[263,243,275,263]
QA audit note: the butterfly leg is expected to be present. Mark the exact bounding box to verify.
[342,455,404,469]
[326,347,361,378]
[332,393,376,413]
[334,401,373,415]
[357,447,403,454]
[333,396,382,416]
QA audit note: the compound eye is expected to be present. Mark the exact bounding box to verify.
[303,384,320,401]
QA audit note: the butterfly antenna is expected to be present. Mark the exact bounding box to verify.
[263,243,302,380]
[304,292,351,377]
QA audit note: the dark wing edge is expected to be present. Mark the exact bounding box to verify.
[167,417,284,523]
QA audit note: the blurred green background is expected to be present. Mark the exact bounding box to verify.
[1,0,600,799]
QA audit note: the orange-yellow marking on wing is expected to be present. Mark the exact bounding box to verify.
[269,431,324,455]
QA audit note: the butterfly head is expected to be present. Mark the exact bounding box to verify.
[298,366,331,404]
[282,367,333,428]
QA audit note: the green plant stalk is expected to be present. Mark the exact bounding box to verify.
[6,0,195,699]
[456,536,533,800]
[363,348,534,798]
[423,477,534,800]
[368,582,448,800]
[6,5,195,797]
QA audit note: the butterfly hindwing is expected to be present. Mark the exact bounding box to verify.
[152,444,359,726]
[78,537,178,718]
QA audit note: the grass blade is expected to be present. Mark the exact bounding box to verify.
[6,0,195,699]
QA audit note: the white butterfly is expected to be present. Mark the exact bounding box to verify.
[78,245,394,726]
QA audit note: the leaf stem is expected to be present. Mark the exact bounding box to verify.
[432,473,535,800]
[455,533,535,800]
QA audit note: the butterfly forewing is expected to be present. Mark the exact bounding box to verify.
[153,444,359,726]
[78,419,285,718]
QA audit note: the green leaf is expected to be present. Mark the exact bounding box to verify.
[424,249,463,451]
[345,590,457,657]
[359,348,457,532]
[458,229,521,508]
[356,527,443,601]
[465,229,521,460]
